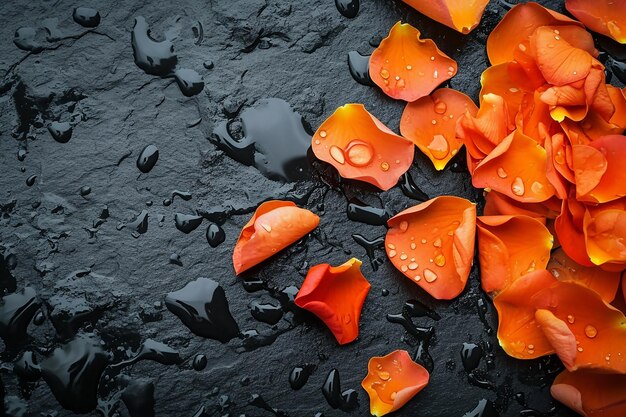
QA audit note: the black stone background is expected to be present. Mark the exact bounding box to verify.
[1,0,624,416]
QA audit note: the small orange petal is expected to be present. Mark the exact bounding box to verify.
[535,309,578,369]
[361,349,430,417]
[561,112,624,144]
[477,215,553,295]
[516,91,556,142]
[572,144,608,197]
[584,208,626,266]
[295,258,371,345]
[484,190,561,219]
[574,135,626,204]
[369,22,457,102]
[552,370,626,417]
[312,104,414,190]
[548,248,621,303]
[400,88,478,170]
[566,0,626,44]
[233,200,320,274]
[472,129,556,203]
[385,196,476,300]
[401,0,489,34]
[555,196,594,266]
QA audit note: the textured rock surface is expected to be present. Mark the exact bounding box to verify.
[0,0,623,416]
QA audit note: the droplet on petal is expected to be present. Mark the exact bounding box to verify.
[346,140,374,167]
[584,325,597,339]
[511,177,525,196]
[427,134,450,160]
[330,146,346,164]
[424,268,438,282]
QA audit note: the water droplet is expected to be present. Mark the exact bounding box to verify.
[567,315,575,324]
[380,161,390,171]
[406,65,412,70]
[497,167,507,178]
[434,100,447,114]
[335,0,360,18]
[192,354,208,371]
[261,223,272,233]
[430,56,435,61]
[329,146,345,164]
[137,144,159,173]
[433,238,442,247]
[424,269,437,282]
[26,175,37,187]
[380,69,390,79]
[577,346,584,352]
[410,242,416,250]
[390,391,397,400]
[48,122,73,143]
[345,140,374,166]
[408,262,418,270]
[434,254,446,267]
[320,130,327,138]
[421,239,427,244]
[511,177,525,196]
[73,7,100,27]
[427,135,449,160]
[396,78,405,88]
[399,220,409,232]
[378,371,390,381]
[400,254,408,260]
[433,70,438,79]
[584,325,597,338]
[531,181,543,194]
[388,250,396,258]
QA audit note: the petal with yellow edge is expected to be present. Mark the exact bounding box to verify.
[233,200,320,275]
[574,135,626,204]
[477,215,553,295]
[584,208,626,267]
[548,248,621,303]
[479,64,523,127]
[369,22,457,102]
[400,88,478,170]
[385,196,476,300]
[401,0,489,34]
[566,0,626,44]
[472,129,556,203]
[552,370,626,417]
[361,349,430,417]
[312,104,414,191]
[493,269,558,359]
[295,258,371,345]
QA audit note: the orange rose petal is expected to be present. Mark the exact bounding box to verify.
[484,190,561,219]
[552,370,626,417]
[385,196,476,300]
[540,85,589,122]
[477,215,553,295]
[566,0,626,44]
[584,208,626,266]
[607,86,626,128]
[312,104,414,191]
[472,130,556,203]
[400,88,478,170]
[546,132,575,185]
[535,309,578,369]
[574,135,626,204]
[548,248,621,303]
[555,197,594,267]
[369,22,458,102]
[479,64,523,126]
[401,0,489,34]
[233,200,320,274]
[361,349,430,417]
[493,269,558,359]
[295,258,371,345]
[516,91,556,142]
[487,3,586,65]
[573,144,608,197]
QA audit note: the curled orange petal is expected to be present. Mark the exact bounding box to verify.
[477,215,553,295]
[385,196,476,300]
[555,196,594,267]
[607,86,626,128]
[584,208,626,267]
[401,0,489,34]
[552,370,626,417]
[369,22,457,102]
[295,258,370,345]
[471,129,556,203]
[566,0,626,44]
[574,135,626,204]
[233,200,320,274]
[479,64,523,127]
[361,349,430,416]
[400,88,478,170]
[312,104,414,190]
[484,190,561,219]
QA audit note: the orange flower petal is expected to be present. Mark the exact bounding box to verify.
[574,135,626,204]
[484,190,561,219]
[493,269,558,359]
[548,248,621,303]
[584,208,626,266]
[535,309,578,369]
[472,129,556,203]
[552,370,626,417]
[401,0,489,34]
[400,88,478,170]
[233,200,320,274]
[516,91,556,142]
[361,349,430,416]
[295,258,371,345]
[487,3,587,66]
[477,215,553,295]
[479,64,523,127]
[555,196,595,267]
[369,22,457,102]
[566,0,626,44]
[385,196,476,300]
[607,86,626,128]
[312,104,414,190]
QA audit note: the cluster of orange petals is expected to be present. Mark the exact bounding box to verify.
[401,0,489,34]
[565,0,626,44]
[361,350,430,416]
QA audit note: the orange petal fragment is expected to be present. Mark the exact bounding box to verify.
[584,208,626,266]
[552,370,626,417]
[477,215,553,295]
[480,64,524,127]
[369,22,457,102]
[312,104,414,190]
[233,200,320,275]
[607,86,626,128]
[472,130,555,203]
[566,0,626,44]
[385,196,476,300]
[555,196,594,267]
[400,88,478,170]
[574,135,626,204]
[484,190,561,219]
[295,258,371,345]
[401,0,489,34]
[361,349,430,416]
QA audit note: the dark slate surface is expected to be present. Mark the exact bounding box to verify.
[1,0,623,416]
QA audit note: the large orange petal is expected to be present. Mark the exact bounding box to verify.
[555,196,594,266]
[479,64,523,127]
[574,135,626,204]
[233,200,320,274]
[493,269,558,359]
[607,86,626,128]
[361,350,430,417]
[400,88,478,170]
[472,129,556,203]
[401,0,489,34]
[584,208,626,266]
[516,91,556,142]
[477,215,553,295]
[369,22,457,102]
[483,190,561,219]
[552,370,626,417]
[487,3,588,65]
[548,248,621,303]
[312,104,414,190]
[385,196,476,300]
[566,0,626,44]
[561,112,624,145]
[295,258,371,345]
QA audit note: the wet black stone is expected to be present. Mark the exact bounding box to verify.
[206,223,225,247]
[47,122,72,143]
[73,7,100,28]
[121,380,155,417]
[137,144,159,173]
[0,287,41,344]
[192,354,208,371]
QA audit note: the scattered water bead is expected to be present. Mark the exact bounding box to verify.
[72,7,100,27]
[137,144,159,173]
[206,223,225,247]
[0,287,41,344]
[192,354,208,371]
[511,177,525,196]
[173,68,204,97]
[584,325,597,339]
[423,269,438,282]
[14,26,43,52]
[80,186,91,196]
[329,146,345,164]
[250,301,283,325]
[427,135,449,160]
[174,213,203,234]
[48,122,72,143]
[132,16,177,76]
[289,364,315,390]
[26,175,37,187]
[460,343,483,372]
[335,0,360,18]
[497,167,507,178]
[348,51,373,86]
[346,140,374,166]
